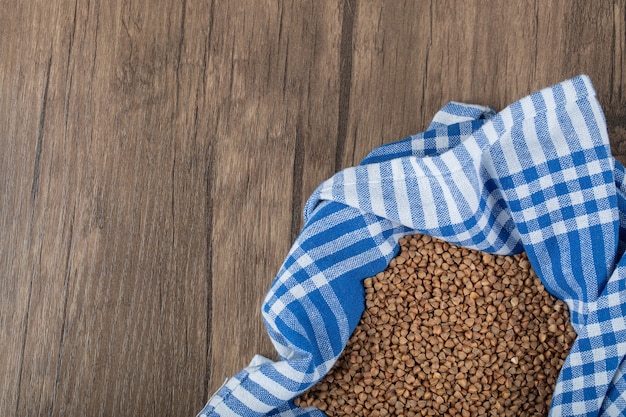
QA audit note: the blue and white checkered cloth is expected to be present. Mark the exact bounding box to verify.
[199,75,626,416]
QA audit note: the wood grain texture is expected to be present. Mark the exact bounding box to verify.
[1,1,625,416]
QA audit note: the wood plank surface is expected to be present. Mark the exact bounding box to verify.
[1,1,625,415]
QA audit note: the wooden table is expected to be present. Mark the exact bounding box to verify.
[2,1,625,415]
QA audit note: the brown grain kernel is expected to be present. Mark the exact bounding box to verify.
[295,234,575,417]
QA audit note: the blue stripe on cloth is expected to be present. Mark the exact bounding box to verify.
[361,119,489,165]
[198,75,626,417]
[427,102,495,130]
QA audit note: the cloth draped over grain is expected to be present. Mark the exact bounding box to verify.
[199,75,626,417]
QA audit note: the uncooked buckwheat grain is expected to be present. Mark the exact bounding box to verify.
[294,234,576,417]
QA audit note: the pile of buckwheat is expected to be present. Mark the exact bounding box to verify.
[294,234,577,417]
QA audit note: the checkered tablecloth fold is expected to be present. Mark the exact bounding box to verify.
[199,75,626,416]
